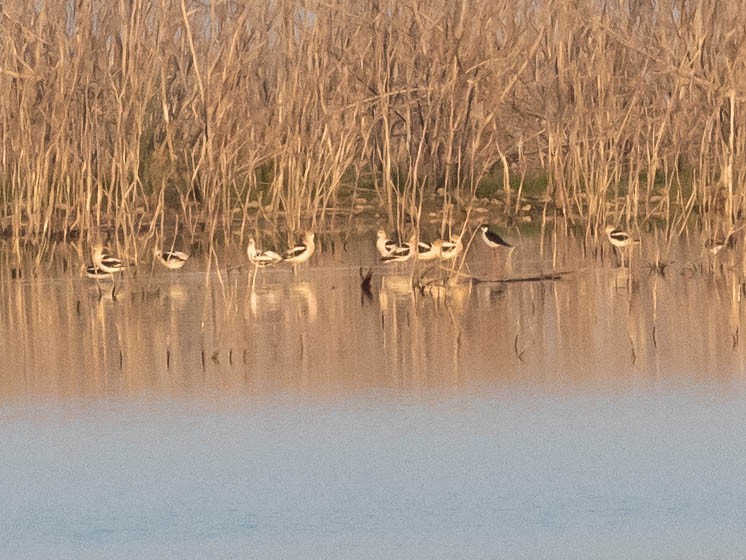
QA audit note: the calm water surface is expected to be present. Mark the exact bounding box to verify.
[1,231,746,558]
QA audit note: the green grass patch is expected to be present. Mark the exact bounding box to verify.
[475,170,550,199]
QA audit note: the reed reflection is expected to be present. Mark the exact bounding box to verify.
[378,278,453,388]
[2,230,746,400]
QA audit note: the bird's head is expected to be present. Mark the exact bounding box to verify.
[246,238,257,256]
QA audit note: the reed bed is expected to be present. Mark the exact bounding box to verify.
[1,0,746,259]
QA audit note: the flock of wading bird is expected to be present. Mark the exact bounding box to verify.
[83,231,321,281]
[83,222,727,287]
[83,232,317,280]
[82,224,516,281]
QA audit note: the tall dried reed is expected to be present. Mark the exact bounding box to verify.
[1,0,746,259]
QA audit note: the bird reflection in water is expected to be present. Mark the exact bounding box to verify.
[247,284,283,320]
[288,281,317,322]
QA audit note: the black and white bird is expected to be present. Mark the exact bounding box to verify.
[155,249,190,270]
[479,225,513,250]
[247,238,283,267]
[438,236,463,260]
[416,240,440,261]
[284,232,316,264]
[83,264,114,280]
[381,235,416,263]
[376,229,398,258]
[604,226,635,249]
[604,225,638,267]
[93,245,126,274]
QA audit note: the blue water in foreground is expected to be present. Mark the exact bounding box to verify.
[3,234,746,558]
[2,383,746,559]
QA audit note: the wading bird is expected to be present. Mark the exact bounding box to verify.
[435,236,463,260]
[604,226,634,249]
[93,245,126,274]
[381,235,416,263]
[247,238,283,267]
[376,230,398,258]
[284,232,316,265]
[604,226,637,267]
[155,249,190,270]
[416,239,440,261]
[479,225,513,250]
[83,264,120,301]
[247,237,283,291]
[83,265,114,280]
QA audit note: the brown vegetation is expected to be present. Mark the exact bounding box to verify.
[1,0,746,255]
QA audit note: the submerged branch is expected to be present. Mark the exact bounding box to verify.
[469,271,572,285]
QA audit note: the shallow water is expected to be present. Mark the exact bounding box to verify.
[2,231,746,558]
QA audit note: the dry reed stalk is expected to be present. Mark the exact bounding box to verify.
[1,0,746,260]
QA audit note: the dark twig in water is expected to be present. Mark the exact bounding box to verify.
[470,271,571,284]
[359,266,373,305]
[514,333,526,363]
[225,263,246,273]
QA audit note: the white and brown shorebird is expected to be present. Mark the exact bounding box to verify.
[416,239,440,261]
[155,249,190,270]
[83,264,114,281]
[376,229,398,258]
[93,245,126,274]
[604,225,638,267]
[435,235,463,260]
[381,235,417,263]
[604,226,635,249]
[284,232,316,264]
[247,238,283,267]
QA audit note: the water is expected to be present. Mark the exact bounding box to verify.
[1,232,746,558]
